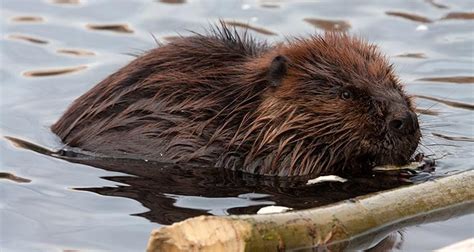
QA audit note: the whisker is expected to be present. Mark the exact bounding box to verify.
[149,32,162,46]
[418,142,436,155]
[416,101,440,117]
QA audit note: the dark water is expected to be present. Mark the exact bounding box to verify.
[1,0,473,251]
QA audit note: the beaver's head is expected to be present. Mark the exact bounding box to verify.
[263,33,421,175]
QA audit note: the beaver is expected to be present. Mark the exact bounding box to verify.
[52,24,421,177]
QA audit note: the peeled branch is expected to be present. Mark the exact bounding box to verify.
[147,170,474,251]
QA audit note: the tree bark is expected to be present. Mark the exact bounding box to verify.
[147,170,474,251]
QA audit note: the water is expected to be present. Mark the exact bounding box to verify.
[1,0,473,251]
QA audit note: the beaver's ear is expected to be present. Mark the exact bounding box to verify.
[267,55,288,87]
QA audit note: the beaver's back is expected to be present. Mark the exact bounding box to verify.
[52,27,271,164]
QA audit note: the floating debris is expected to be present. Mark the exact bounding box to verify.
[224,21,277,36]
[386,11,433,23]
[86,24,134,34]
[304,18,351,32]
[23,65,87,77]
[57,48,95,56]
[11,16,44,23]
[417,76,474,84]
[8,34,48,44]
[0,172,31,183]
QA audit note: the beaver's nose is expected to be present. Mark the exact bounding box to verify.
[389,111,419,134]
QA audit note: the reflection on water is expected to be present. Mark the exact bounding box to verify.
[159,0,187,4]
[425,0,449,9]
[10,16,44,23]
[23,65,87,77]
[303,18,351,32]
[56,48,95,57]
[442,12,474,20]
[385,11,433,23]
[7,34,49,44]
[417,76,474,83]
[86,24,134,34]
[0,172,31,183]
[1,0,473,251]
[432,132,474,142]
[224,20,278,35]
[4,136,414,225]
[71,158,414,225]
[416,95,474,110]
[50,0,81,5]
[395,52,427,58]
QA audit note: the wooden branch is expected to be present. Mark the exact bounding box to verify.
[147,170,474,251]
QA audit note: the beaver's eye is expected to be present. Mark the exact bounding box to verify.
[340,90,352,100]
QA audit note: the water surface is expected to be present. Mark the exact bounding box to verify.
[1,0,473,251]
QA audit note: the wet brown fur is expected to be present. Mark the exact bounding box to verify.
[52,24,421,177]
